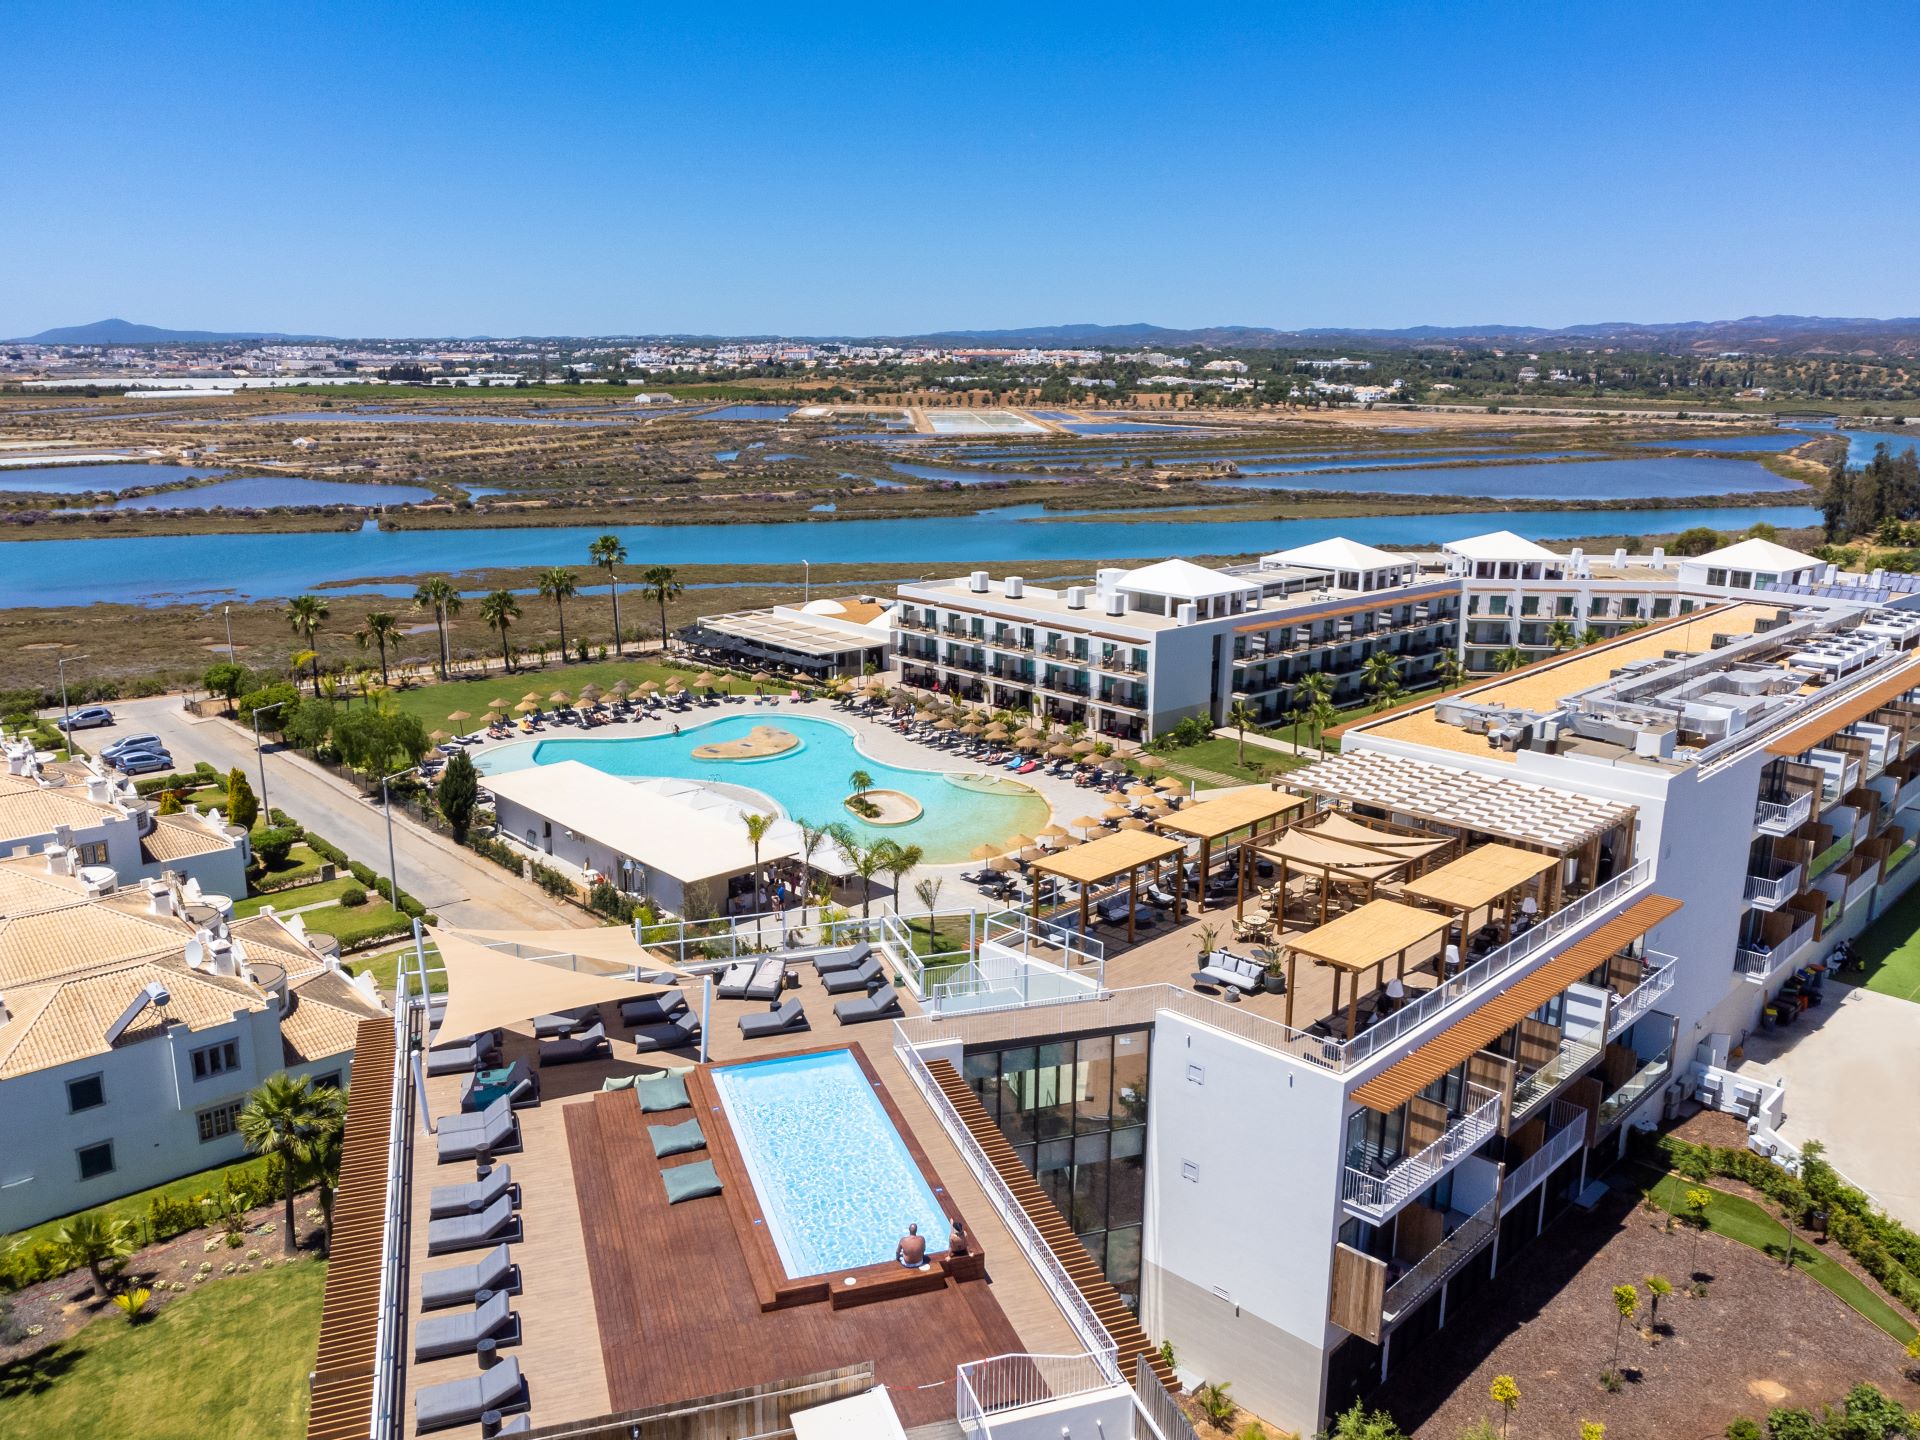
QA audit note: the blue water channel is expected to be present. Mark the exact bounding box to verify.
[1206,456,1809,498]
[0,501,1823,609]
[0,462,230,495]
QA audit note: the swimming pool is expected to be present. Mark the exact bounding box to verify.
[711,1049,949,1276]
[475,714,1050,864]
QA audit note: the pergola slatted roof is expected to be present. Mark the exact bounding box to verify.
[1156,788,1305,841]
[1032,829,1186,886]
[1352,893,1683,1113]
[1283,899,1454,973]
[1288,750,1634,852]
[1399,844,1558,912]
[1765,657,1920,757]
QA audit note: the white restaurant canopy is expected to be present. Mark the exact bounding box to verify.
[429,926,666,1045]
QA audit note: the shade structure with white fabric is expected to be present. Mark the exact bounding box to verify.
[428,926,668,1047]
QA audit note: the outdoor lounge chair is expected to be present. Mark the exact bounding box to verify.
[419,1242,518,1311]
[426,1032,501,1077]
[738,996,809,1039]
[413,1288,519,1363]
[741,957,787,1001]
[538,1021,611,1067]
[414,1356,528,1434]
[427,1192,522,1256]
[714,960,755,999]
[811,942,871,974]
[833,988,903,1025]
[429,1163,518,1220]
[436,1100,519,1164]
[532,1006,597,1038]
[618,990,687,1026]
[460,1061,538,1113]
[632,1010,702,1054]
[821,956,884,994]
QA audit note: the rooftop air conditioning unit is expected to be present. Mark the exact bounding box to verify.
[1003,576,1024,598]
[969,570,989,593]
[1105,593,1127,617]
[1066,586,1088,610]
[1176,602,1197,625]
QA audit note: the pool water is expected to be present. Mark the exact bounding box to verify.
[476,714,1049,864]
[711,1049,949,1276]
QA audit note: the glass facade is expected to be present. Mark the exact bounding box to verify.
[961,1028,1151,1308]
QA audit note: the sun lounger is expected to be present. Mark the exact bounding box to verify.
[738,996,810,1039]
[833,988,904,1025]
[811,942,872,974]
[427,1191,522,1256]
[419,1242,518,1311]
[737,957,786,1001]
[618,990,687,1026]
[538,1021,611,1067]
[632,1010,702,1054]
[437,1096,510,1138]
[821,956,884,994]
[532,1006,597,1038]
[429,1164,518,1220]
[460,1061,538,1113]
[714,960,755,999]
[413,1288,519,1363]
[414,1355,528,1433]
[436,1100,519,1164]
[426,1032,501,1077]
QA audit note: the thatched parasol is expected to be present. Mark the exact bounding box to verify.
[1156,777,1188,794]
[1047,743,1073,758]
[1119,817,1150,831]
[695,671,717,687]
[1003,834,1037,852]
[514,700,537,714]
[446,709,472,722]
[430,729,450,742]
[486,697,509,710]
[970,843,1000,861]
[1099,756,1128,774]
[549,690,571,705]
[988,855,1018,873]
[610,680,631,697]
[1072,739,1097,755]
[638,680,659,694]
[1103,804,1131,821]
[482,711,502,726]
[1038,823,1069,839]
[1069,815,1103,833]
[1136,754,1167,771]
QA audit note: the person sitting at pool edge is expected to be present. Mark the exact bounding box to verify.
[896,1223,927,1268]
[949,1218,968,1256]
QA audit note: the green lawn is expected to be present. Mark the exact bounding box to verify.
[382,658,749,736]
[344,941,444,999]
[232,875,362,918]
[1142,736,1306,788]
[300,894,411,949]
[249,840,331,892]
[6,1157,273,1255]
[901,914,975,957]
[1849,871,1920,1003]
[1631,1168,1917,1344]
[0,1259,325,1440]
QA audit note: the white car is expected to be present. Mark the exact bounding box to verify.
[56,705,115,731]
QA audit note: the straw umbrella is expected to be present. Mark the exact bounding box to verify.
[695,671,717,688]
[513,700,537,715]
[446,709,472,724]
[751,670,775,693]
[522,690,542,703]
[961,722,983,737]
[579,682,603,705]
[482,710,502,727]
[1048,743,1074,759]
[1054,833,1084,848]
[1003,834,1037,853]
[1038,823,1069,840]
[1126,783,1156,800]
[1017,736,1044,752]
[1072,739,1096,755]
[638,680,659,695]
[988,855,1018,874]
[934,718,957,732]
[549,690,571,707]
[1019,845,1045,863]
[1099,756,1128,775]
[610,679,631,697]
[970,843,1000,862]
[430,729,450,743]
[984,724,1011,742]
[1070,814,1103,834]
[1103,804,1131,822]
[1120,817,1150,832]
[1136,754,1166,771]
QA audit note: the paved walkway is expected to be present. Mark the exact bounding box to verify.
[1211,726,1324,759]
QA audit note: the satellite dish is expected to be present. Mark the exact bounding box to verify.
[184,938,204,969]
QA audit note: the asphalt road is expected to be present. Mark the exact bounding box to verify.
[75,695,582,932]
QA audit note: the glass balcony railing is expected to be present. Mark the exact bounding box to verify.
[1342,1084,1503,1221]
[1597,1049,1673,1130]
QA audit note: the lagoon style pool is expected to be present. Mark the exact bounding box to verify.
[475,714,1049,864]
[710,1049,950,1277]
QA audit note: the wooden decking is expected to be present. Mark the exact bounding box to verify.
[926,1057,1177,1393]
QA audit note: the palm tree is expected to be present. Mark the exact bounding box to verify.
[238,1072,343,1254]
[1546,619,1578,652]
[1579,626,1603,648]
[740,810,775,928]
[881,841,923,915]
[478,590,523,672]
[538,567,579,660]
[1361,652,1402,711]
[413,577,461,679]
[798,822,830,921]
[1436,649,1468,691]
[914,875,944,943]
[1493,646,1527,673]
[1292,671,1336,751]
[588,535,627,653]
[57,1211,136,1296]
[848,768,874,798]
[285,595,330,695]
[1227,698,1259,766]
[640,564,684,654]
[354,611,403,687]
[835,832,889,918]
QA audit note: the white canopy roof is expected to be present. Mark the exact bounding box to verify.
[430,926,664,1045]
[453,925,674,975]
[1690,537,1821,574]
[1443,530,1559,562]
[790,1388,909,1440]
[1116,557,1256,599]
[1264,536,1414,572]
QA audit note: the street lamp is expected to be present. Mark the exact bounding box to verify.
[801,559,810,606]
[379,764,423,919]
[55,654,89,738]
[223,606,235,661]
[250,699,288,818]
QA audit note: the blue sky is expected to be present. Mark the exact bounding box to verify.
[3,4,1916,338]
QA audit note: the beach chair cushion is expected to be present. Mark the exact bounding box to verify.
[601,1074,639,1091]
[661,1158,724,1204]
[648,1118,707,1158]
[636,1073,690,1113]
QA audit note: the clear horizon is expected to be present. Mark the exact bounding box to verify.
[4,4,1916,338]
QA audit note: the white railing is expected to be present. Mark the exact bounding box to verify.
[957,1352,1119,1430]
[1608,954,1676,1036]
[1340,859,1653,1064]
[1597,1051,1673,1129]
[372,933,429,1440]
[1744,860,1803,909]
[633,905,980,974]
[1342,1083,1503,1218]
[1755,790,1814,834]
[1502,1100,1586,1213]
[985,910,1105,969]
[1846,866,1878,908]
[1508,1033,1602,1124]
[930,960,1103,1016]
[1382,1193,1499,1324]
[892,1030,1122,1382]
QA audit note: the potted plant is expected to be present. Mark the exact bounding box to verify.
[1195,922,1221,963]
[1262,951,1286,995]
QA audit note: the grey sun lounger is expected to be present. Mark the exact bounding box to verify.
[437,1095,510,1138]
[538,1020,611,1067]
[414,1355,528,1433]
[821,956,884,994]
[619,990,687,1026]
[811,942,872,974]
[714,961,756,999]
[532,1006,598,1038]
[420,1242,519,1311]
[413,1288,520,1363]
[426,1033,501,1077]
[738,996,809,1039]
[632,1010,703,1054]
[744,958,788,1001]
[436,1100,519,1164]
[460,1061,539,1113]
[429,1164,518,1220]
[834,987,904,1025]
[428,1192,522,1255]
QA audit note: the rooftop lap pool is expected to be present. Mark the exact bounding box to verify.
[475,714,1049,864]
[709,1048,951,1277]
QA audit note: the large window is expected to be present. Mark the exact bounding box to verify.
[190,1039,240,1081]
[962,1028,1150,1307]
[66,1073,105,1113]
[197,1100,244,1144]
[76,1141,115,1181]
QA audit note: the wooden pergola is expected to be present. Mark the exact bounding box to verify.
[1156,789,1307,912]
[1280,899,1454,1037]
[1032,828,1188,943]
[1397,843,1559,973]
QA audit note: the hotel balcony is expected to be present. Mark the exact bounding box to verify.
[1380,1192,1500,1330]
[1092,652,1147,677]
[1754,789,1814,836]
[1596,1027,1675,1136]
[1606,951,1677,1038]
[1500,1101,1587,1216]
[1744,857,1803,911]
[1342,1082,1503,1223]
[1734,911,1817,984]
[1507,1020,1604,1132]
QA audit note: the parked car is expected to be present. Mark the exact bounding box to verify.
[116,750,174,775]
[56,706,115,731]
[100,733,164,762]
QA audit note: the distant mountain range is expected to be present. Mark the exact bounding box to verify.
[13,314,1920,356]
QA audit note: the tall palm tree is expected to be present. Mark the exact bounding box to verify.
[412,577,461,679]
[848,767,875,798]
[285,594,330,696]
[238,1072,343,1254]
[1436,649,1469,691]
[1292,671,1335,751]
[538,567,579,660]
[881,841,924,916]
[588,535,627,653]
[914,876,944,940]
[835,832,889,918]
[1227,698,1259,766]
[740,810,775,928]
[354,611,403,687]
[798,822,830,921]
[1546,619,1578,652]
[57,1211,136,1296]
[640,564,684,653]
[1493,646,1527,673]
[1361,652,1402,711]
[478,590,523,672]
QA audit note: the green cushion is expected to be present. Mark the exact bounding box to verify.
[636,1073,690,1113]
[601,1075,638,1092]
[661,1158,723,1205]
[649,1119,707,1158]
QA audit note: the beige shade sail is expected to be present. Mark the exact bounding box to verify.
[428,926,667,1044]
[452,925,677,976]
[1303,809,1450,855]
[1284,900,1453,973]
[1259,827,1413,882]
